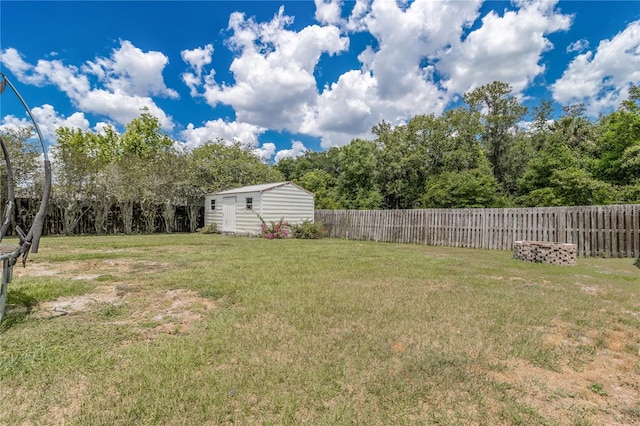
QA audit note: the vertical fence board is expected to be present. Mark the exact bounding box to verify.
[624,206,633,257]
[632,205,636,258]
[611,206,618,257]
[314,204,640,258]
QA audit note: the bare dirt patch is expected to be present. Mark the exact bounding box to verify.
[15,258,169,281]
[491,319,640,425]
[31,285,217,338]
[15,259,216,338]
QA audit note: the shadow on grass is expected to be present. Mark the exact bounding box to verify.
[634,258,640,269]
[1,290,38,332]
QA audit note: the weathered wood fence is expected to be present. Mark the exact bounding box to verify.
[315,205,640,258]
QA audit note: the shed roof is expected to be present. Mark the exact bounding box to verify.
[209,181,313,196]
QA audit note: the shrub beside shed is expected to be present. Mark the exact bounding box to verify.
[204,182,315,235]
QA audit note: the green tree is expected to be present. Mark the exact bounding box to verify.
[120,110,174,159]
[463,81,528,188]
[548,167,611,206]
[119,112,176,232]
[517,134,576,195]
[89,127,120,234]
[375,108,486,208]
[374,119,430,209]
[188,140,283,195]
[516,134,611,206]
[502,132,537,196]
[276,149,341,182]
[336,139,382,209]
[596,85,640,185]
[552,104,599,154]
[296,169,341,209]
[422,163,504,208]
[0,127,42,199]
[0,127,43,234]
[52,127,101,235]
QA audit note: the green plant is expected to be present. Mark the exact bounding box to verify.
[257,215,291,239]
[291,219,325,239]
[588,383,607,396]
[201,223,218,234]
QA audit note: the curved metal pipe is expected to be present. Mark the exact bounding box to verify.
[0,72,52,259]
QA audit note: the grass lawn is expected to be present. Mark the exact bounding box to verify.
[1,233,638,425]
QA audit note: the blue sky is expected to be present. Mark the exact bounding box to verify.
[1,1,639,162]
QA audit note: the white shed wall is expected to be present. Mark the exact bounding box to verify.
[204,195,222,229]
[234,191,263,234]
[261,184,314,224]
[203,183,314,235]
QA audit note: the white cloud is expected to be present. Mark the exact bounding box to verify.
[0,104,90,142]
[567,39,589,53]
[1,42,176,130]
[438,0,572,94]
[182,72,201,97]
[313,0,370,32]
[6,1,635,155]
[314,0,343,26]
[94,122,117,135]
[364,0,481,99]
[346,0,371,32]
[254,142,276,162]
[179,118,265,150]
[552,20,640,116]
[193,0,483,148]
[303,0,478,147]
[199,6,349,131]
[181,44,214,96]
[181,44,214,77]
[301,70,380,148]
[275,140,308,163]
[0,48,44,85]
[85,90,174,129]
[83,40,178,99]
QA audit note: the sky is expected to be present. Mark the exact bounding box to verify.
[1,0,639,163]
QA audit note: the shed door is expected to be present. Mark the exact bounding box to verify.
[222,196,236,232]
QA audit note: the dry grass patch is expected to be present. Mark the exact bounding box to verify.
[492,319,639,425]
[10,256,213,338]
[1,234,638,425]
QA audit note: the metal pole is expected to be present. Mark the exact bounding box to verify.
[0,73,49,163]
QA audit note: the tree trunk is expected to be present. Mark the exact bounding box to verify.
[120,201,134,235]
[93,200,110,235]
[139,201,157,233]
[162,201,175,233]
[62,200,79,236]
[188,203,200,233]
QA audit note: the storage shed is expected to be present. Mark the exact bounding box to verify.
[204,182,315,235]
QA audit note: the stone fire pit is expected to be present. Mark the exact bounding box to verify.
[513,241,577,265]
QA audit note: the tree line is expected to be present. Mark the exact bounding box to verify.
[1,81,638,235]
[1,111,282,235]
[277,82,640,210]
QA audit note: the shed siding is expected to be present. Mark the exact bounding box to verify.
[234,191,263,233]
[261,185,314,223]
[203,182,314,235]
[204,196,223,230]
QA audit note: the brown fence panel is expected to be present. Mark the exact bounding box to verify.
[315,205,640,258]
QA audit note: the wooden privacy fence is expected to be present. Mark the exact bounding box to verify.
[315,205,640,258]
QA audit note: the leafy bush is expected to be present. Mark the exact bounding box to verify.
[258,217,292,239]
[422,166,504,208]
[291,219,325,239]
[201,223,218,234]
[616,181,640,203]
